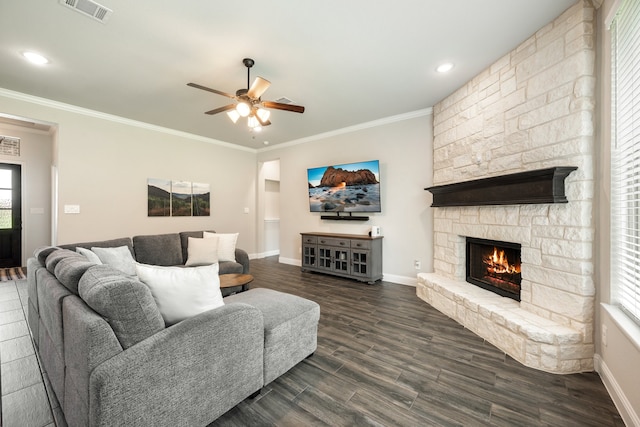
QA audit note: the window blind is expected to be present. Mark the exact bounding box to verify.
[611,0,640,325]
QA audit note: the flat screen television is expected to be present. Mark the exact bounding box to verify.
[307,160,381,212]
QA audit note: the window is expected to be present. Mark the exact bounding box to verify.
[0,169,12,229]
[611,0,640,325]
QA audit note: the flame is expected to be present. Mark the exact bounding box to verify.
[484,247,520,274]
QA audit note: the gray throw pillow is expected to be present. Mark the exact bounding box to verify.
[91,246,136,276]
[76,247,102,264]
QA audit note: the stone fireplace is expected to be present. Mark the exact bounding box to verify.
[417,0,597,374]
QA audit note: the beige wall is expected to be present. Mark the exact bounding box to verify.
[0,122,53,263]
[257,113,434,283]
[0,91,258,254]
[595,0,640,424]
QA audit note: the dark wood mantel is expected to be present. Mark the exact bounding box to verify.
[425,166,578,207]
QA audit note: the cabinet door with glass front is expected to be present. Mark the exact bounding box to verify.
[332,248,350,274]
[350,249,370,279]
[301,235,317,269]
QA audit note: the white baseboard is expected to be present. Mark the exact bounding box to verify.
[268,257,419,287]
[278,256,300,266]
[382,273,417,287]
[595,353,640,427]
[249,250,279,259]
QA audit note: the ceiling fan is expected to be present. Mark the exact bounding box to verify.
[187,58,305,131]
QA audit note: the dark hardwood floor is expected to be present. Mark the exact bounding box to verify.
[210,257,623,426]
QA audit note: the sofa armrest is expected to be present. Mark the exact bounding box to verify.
[235,248,250,274]
[88,303,264,427]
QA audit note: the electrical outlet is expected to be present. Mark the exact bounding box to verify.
[414,260,421,270]
[602,324,608,347]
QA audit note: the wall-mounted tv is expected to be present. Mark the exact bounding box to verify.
[308,160,381,212]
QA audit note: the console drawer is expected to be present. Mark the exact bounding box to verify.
[350,240,371,250]
[302,235,317,244]
[317,237,350,247]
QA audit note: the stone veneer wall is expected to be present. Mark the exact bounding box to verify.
[417,0,596,373]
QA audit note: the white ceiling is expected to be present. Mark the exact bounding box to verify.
[0,0,577,149]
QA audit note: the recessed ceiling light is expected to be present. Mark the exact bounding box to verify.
[22,51,49,65]
[436,62,454,73]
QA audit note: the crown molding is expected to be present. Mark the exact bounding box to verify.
[259,107,433,152]
[0,87,255,153]
[1,87,432,154]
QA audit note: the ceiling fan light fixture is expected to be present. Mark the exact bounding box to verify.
[247,115,260,129]
[236,101,251,117]
[256,108,271,122]
[227,109,240,123]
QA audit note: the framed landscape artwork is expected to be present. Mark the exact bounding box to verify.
[147,178,171,216]
[192,182,211,216]
[147,178,210,217]
[171,180,192,216]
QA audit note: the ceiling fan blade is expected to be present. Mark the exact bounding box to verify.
[247,77,271,99]
[262,101,305,113]
[187,83,235,99]
[205,104,236,115]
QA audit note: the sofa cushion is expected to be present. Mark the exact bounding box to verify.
[35,246,61,266]
[133,233,183,266]
[225,288,320,384]
[135,263,224,326]
[218,261,244,275]
[60,237,134,255]
[185,237,219,266]
[54,256,96,295]
[45,249,84,274]
[91,246,137,276]
[78,265,165,349]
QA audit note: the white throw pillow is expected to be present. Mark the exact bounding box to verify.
[204,231,238,262]
[76,247,103,264]
[135,263,224,325]
[185,236,219,266]
[91,246,136,276]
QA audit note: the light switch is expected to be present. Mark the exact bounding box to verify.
[64,204,80,214]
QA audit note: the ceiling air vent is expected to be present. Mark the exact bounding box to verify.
[274,97,293,104]
[59,0,112,23]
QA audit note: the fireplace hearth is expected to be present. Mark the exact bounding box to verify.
[466,237,521,301]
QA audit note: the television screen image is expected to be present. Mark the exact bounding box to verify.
[308,160,381,212]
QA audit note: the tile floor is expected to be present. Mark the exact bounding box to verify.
[0,279,55,427]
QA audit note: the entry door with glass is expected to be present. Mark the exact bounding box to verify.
[0,164,22,267]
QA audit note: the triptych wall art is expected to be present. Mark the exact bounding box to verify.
[147,178,210,217]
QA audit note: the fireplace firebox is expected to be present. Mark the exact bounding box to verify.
[466,237,521,301]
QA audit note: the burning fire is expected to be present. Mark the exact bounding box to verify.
[484,247,521,275]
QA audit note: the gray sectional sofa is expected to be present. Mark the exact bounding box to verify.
[27,231,320,427]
